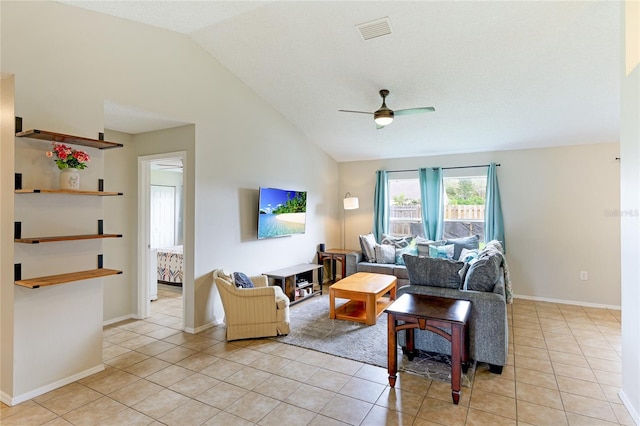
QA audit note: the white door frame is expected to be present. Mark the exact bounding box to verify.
[137,151,187,325]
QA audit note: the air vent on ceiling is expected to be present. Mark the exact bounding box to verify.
[356,17,392,41]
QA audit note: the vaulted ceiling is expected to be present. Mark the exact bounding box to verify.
[59,1,621,163]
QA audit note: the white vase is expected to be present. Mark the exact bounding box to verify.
[59,168,80,191]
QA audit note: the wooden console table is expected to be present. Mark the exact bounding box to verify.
[317,248,358,282]
[263,263,323,305]
[385,293,471,405]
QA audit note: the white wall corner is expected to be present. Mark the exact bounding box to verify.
[618,390,640,426]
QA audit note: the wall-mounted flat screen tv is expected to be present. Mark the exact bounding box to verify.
[257,187,307,239]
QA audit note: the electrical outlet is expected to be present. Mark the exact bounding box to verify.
[580,271,588,281]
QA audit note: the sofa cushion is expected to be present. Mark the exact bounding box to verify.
[415,238,446,257]
[233,272,255,288]
[463,254,501,292]
[402,254,464,288]
[374,243,396,264]
[359,233,377,262]
[416,243,434,257]
[394,265,409,280]
[395,244,418,265]
[458,262,472,283]
[482,239,504,255]
[446,235,480,260]
[357,262,396,275]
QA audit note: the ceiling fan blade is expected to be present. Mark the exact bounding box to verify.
[394,107,436,116]
[376,123,386,130]
[339,109,374,115]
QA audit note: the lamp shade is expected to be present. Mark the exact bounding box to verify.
[343,194,359,210]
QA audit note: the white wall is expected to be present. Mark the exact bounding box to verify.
[1,1,338,402]
[103,130,134,323]
[619,1,640,421]
[340,142,621,308]
[11,125,107,400]
[120,126,195,329]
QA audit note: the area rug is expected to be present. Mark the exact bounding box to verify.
[273,294,475,386]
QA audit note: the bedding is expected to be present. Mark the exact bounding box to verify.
[157,245,183,285]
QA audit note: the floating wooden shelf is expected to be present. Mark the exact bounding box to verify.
[15,129,123,150]
[15,234,123,244]
[15,189,123,196]
[15,268,122,289]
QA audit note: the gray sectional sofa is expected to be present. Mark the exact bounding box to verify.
[344,238,509,373]
[345,251,411,287]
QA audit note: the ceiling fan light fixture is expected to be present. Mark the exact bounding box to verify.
[374,110,394,126]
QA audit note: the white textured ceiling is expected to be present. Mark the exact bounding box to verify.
[59,1,621,163]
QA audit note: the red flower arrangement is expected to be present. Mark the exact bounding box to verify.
[46,143,90,170]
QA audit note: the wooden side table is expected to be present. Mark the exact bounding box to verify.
[317,248,358,282]
[385,293,471,405]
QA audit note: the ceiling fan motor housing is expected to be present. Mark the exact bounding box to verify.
[374,108,394,122]
[375,90,394,125]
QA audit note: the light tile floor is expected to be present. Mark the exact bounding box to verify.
[1,290,635,425]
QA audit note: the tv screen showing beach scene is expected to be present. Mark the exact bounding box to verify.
[257,187,307,239]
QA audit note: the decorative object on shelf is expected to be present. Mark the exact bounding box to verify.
[47,142,91,170]
[46,142,90,190]
[59,167,80,190]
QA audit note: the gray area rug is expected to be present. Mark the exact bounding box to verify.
[273,294,475,386]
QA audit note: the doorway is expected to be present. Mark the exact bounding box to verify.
[138,152,186,327]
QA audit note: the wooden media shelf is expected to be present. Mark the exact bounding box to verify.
[15,268,122,289]
[15,233,122,244]
[15,129,123,150]
[15,188,122,196]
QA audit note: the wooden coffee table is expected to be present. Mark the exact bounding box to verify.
[385,293,471,405]
[329,272,397,325]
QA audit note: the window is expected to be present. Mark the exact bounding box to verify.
[443,176,486,241]
[388,175,421,237]
[386,173,487,241]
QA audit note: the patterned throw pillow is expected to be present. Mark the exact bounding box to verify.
[374,244,396,264]
[380,233,414,249]
[429,244,455,259]
[233,272,255,288]
[402,255,464,288]
[359,233,377,262]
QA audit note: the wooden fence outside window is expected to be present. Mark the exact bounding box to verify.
[389,205,485,237]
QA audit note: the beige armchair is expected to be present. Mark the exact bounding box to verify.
[213,269,290,341]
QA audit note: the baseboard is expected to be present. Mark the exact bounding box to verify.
[184,319,222,335]
[618,390,640,425]
[0,390,13,406]
[4,364,104,406]
[513,294,621,310]
[103,313,135,326]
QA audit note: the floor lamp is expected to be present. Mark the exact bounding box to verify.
[343,192,359,249]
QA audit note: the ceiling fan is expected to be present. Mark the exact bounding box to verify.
[339,89,435,129]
